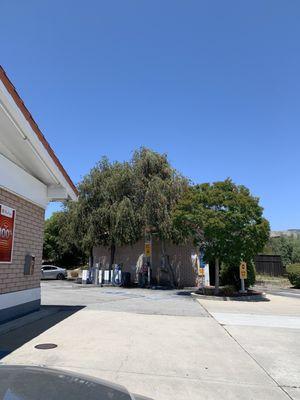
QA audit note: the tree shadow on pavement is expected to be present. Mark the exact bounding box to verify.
[176,290,193,296]
[0,305,84,360]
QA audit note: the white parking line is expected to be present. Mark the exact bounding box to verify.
[277,291,300,298]
[211,312,300,329]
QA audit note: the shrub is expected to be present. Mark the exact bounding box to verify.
[286,264,300,288]
[220,260,256,290]
[222,285,236,296]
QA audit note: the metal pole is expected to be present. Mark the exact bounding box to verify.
[240,278,246,293]
[94,263,99,285]
[147,233,152,287]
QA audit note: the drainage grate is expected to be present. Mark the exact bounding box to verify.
[34,343,58,350]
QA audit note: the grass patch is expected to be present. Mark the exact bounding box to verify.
[255,274,290,288]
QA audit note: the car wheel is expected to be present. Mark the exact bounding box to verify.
[57,273,65,280]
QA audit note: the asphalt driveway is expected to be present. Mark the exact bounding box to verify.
[41,280,209,316]
[1,281,299,400]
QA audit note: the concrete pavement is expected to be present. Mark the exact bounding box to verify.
[198,294,300,400]
[1,281,299,399]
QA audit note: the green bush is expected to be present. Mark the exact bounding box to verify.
[222,285,236,296]
[286,264,300,288]
[220,260,256,290]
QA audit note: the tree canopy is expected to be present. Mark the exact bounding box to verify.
[70,157,141,267]
[131,148,188,242]
[43,210,86,267]
[43,149,270,292]
[64,148,187,268]
[173,179,270,291]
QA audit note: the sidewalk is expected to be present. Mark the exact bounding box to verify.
[197,294,300,400]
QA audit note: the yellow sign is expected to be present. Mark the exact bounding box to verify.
[240,261,247,279]
[145,242,151,258]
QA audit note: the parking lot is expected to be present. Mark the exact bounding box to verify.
[1,280,300,400]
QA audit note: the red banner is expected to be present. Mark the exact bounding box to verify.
[0,204,15,263]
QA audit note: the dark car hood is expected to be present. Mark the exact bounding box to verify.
[0,365,152,400]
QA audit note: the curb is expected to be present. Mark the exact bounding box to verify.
[191,292,268,302]
[0,307,60,336]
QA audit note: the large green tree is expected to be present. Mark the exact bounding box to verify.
[67,148,187,284]
[131,148,188,285]
[173,179,270,293]
[132,148,188,241]
[72,157,141,270]
[43,211,86,267]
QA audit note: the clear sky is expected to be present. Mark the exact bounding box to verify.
[1,1,299,230]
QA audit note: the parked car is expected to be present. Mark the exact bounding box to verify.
[0,365,152,400]
[41,265,67,280]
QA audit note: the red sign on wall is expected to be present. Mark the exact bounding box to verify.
[0,204,16,263]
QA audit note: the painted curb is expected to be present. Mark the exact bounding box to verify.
[191,292,268,302]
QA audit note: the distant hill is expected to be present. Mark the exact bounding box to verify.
[270,229,300,238]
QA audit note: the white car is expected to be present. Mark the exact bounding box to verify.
[41,265,67,280]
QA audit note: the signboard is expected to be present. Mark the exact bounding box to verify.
[240,261,247,279]
[0,204,16,263]
[145,242,151,258]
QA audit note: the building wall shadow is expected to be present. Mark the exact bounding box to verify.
[0,305,84,359]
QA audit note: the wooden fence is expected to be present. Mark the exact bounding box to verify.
[254,254,284,276]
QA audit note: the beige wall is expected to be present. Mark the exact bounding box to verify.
[0,188,44,295]
[93,238,198,288]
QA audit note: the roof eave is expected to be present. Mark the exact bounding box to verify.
[0,66,78,199]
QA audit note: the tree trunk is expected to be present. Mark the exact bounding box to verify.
[214,258,220,295]
[109,243,116,282]
[161,240,176,288]
[89,248,94,269]
[209,261,215,286]
[88,248,94,283]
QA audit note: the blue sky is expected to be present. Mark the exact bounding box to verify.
[1,1,299,230]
